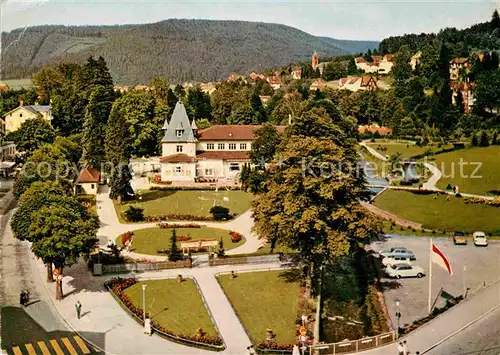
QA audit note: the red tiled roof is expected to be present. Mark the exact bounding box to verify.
[198,125,286,141]
[361,75,377,87]
[450,57,469,64]
[355,57,366,63]
[358,126,393,135]
[371,55,383,62]
[384,54,394,62]
[310,80,326,88]
[366,62,380,67]
[78,167,100,183]
[348,77,360,84]
[160,154,196,163]
[197,151,250,161]
[267,76,281,85]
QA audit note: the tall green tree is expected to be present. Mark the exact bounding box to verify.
[29,202,98,299]
[168,229,183,261]
[81,85,114,169]
[249,124,282,167]
[7,117,56,160]
[186,86,212,121]
[105,100,133,203]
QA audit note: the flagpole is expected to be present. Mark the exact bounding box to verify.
[428,237,432,314]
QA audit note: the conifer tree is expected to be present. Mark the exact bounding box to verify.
[169,229,183,262]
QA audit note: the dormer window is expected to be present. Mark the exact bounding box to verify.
[176,129,183,137]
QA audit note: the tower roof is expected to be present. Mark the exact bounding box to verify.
[191,119,198,130]
[161,102,198,143]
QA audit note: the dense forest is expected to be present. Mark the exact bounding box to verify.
[0,19,378,84]
[379,11,500,55]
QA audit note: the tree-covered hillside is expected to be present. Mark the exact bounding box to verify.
[1,19,378,84]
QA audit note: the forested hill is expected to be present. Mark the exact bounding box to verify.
[1,19,378,85]
[379,11,500,54]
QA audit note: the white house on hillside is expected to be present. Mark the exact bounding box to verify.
[160,102,285,182]
[4,102,53,133]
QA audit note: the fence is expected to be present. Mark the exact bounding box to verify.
[101,259,192,275]
[309,332,395,355]
[208,254,298,267]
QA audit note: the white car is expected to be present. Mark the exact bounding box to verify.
[379,247,416,260]
[473,231,488,246]
[382,255,413,266]
[386,263,425,279]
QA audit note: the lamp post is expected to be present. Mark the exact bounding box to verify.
[395,301,401,339]
[142,284,147,324]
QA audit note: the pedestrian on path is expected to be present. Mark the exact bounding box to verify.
[19,291,25,307]
[403,340,409,355]
[397,342,404,355]
[75,301,82,319]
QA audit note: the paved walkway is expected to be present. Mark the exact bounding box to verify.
[96,186,264,259]
[362,278,500,354]
[33,250,291,355]
[359,141,388,161]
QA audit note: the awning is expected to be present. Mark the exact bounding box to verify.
[0,161,16,169]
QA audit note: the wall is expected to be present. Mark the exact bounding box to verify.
[161,162,196,181]
[162,142,196,157]
[79,182,99,195]
[5,108,38,133]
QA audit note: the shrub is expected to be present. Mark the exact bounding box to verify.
[229,231,243,243]
[158,223,202,229]
[176,235,192,242]
[123,206,145,222]
[169,229,183,262]
[147,214,214,222]
[217,238,225,257]
[479,130,490,147]
[446,183,453,190]
[364,285,389,335]
[209,205,230,221]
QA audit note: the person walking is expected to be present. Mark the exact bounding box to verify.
[75,301,82,319]
[397,342,405,355]
[403,340,409,355]
[20,291,26,307]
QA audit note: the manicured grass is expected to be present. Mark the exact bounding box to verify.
[373,189,500,234]
[116,227,245,255]
[367,142,453,159]
[123,279,218,336]
[217,270,300,344]
[431,146,500,196]
[119,190,253,218]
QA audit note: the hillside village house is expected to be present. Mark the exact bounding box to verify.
[358,124,393,136]
[266,76,281,90]
[355,55,394,74]
[410,51,422,70]
[76,167,101,195]
[160,101,284,182]
[309,80,327,91]
[3,102,53,133]
[292,68,302,80]
[449,57,471,81]
[338,75,378,91]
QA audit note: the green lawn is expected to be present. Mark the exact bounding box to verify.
[119,190,253,218]
[367,143,453,159]
[373,189,500,234]
[431,146,500,196]
[123,279,218,336]
[217,270,300,344]
[116,227,245,255]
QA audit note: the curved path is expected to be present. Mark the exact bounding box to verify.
[96,186,264,259]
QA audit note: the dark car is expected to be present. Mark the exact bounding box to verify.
[453,231,467,245]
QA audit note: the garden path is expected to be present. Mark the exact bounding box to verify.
[96,186,264,259]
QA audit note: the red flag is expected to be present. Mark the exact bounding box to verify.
[431,243,453,275]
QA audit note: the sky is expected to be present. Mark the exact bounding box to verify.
[0,0,497,41]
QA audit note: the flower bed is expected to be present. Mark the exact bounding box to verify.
[106,278,223,348]
[147,214,214,222]
[229,231,243,243]
[158,223,202,229]
[120,231,134,245]
[150,186,241,191]
[464,196,500,207]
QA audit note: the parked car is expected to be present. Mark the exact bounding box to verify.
[379,247,416,260]
[453,231,467,245]
[473,231,488,246]
[386,263,425,279]
[382,255,413,266]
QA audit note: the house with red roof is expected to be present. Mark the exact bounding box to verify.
[76,167,101,195]
[3,100,53,133]
[266,76,281,90]
[160,102,286,182]
[355,54,394,74]
[338,75,378,91]
[449,58,471,81]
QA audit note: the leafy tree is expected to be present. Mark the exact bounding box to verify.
[166,88,179,111]
[492,130,498,145]
[186,86,212,121]
[347,57,358,75]
[252,109,380,277]
[474,71,500,114]
[209,205,230,221]
[217,238,225,257]
[174,84,186,101]
[54,134,83,165]
[250,92,267,124]
[240,163,251,190]
[29,201,99,299]
[249,124,282,167]
[11,181,70,282]
[13,144,75,198]
[7,117,56,159]
[81,85,114,169]
[168,229,183,261]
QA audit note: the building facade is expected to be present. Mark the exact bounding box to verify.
[160,102,284,182]
[4,104,53,133]
[0,118,16,175]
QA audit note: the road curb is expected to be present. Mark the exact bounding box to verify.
[421,302,500,354]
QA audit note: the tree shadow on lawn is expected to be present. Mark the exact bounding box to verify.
[279,269,302,283]
[123,190,176,204]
